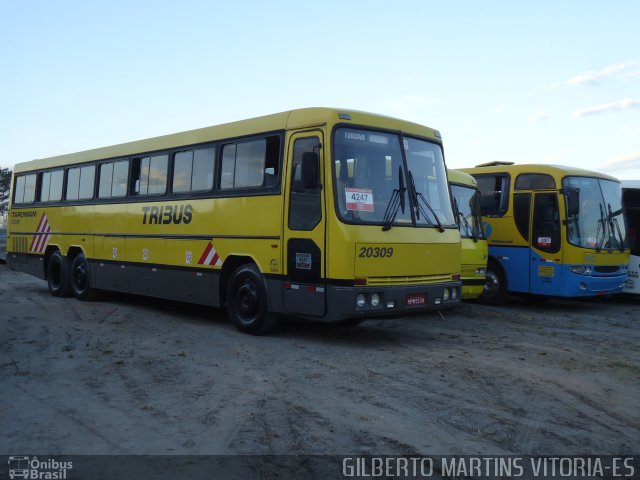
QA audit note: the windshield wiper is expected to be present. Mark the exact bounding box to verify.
[607,203,625,252]
[454,198,477,242]
[408,171,445,232]
[596,203,609,252]
[382,167,406,231]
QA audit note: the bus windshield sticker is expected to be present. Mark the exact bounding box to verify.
[345,188,374,212]
[538,236,551,247]
[295,253,312,270]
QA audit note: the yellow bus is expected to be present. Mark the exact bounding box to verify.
[7,108,461,334]
[448,169,488,299]
[461,162,629,304]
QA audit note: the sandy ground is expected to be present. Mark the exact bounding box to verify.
[1,263,639,458]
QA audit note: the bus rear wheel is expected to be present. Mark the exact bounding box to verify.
[226,264,277,335]
[479,261,509,306]
[70,253,96,301]
[47,251,71,297]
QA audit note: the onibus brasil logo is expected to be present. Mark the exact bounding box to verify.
[8,456,73,479]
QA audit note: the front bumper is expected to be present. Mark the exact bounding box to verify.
[325,281,462,321]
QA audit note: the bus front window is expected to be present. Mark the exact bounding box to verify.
[334,128,411,225]
[563,176,627,251]
[451,184,485,240]
[599,179,628,251]
[333,127,454,228]
[404,137,456,228]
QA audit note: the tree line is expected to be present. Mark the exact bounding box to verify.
[1,167,11,224]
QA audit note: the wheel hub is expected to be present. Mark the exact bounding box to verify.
[237,279,259,317]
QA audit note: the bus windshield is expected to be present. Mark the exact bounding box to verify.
[333,127,455,228]
[451,183,485,240]
[563,176,627,252]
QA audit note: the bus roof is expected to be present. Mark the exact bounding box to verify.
[447,168,478,187]
[13,107,442,173]
[461,163,620,182]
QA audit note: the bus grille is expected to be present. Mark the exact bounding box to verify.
[594,266,619,274]
[12,236,29,253]
[366,274,453,286]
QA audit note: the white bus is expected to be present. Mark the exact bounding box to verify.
[622,180,640,294]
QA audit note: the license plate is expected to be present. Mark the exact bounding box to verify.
[406,293,426,306]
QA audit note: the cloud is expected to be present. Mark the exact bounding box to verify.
[549,61,639,88]
[601,152,640,174]
[567,61,638,86]
[572,99,640,118]
[528,112,549,123]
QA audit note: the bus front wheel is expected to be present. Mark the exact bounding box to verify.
[226,264,278,335]
[479,261,509,306]
[47,251,71,297]
[70,253,96,301]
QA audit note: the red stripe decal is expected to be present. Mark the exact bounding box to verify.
[198,242,213,264]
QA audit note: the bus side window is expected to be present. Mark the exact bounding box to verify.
[13,175,26,203]
[66,165,95,201]
[130,155,167,196]
[173,147,215,193]
[476,174,509,216]
[23,174,37,203]
[130,158,143,195]
[220,135,280,190]
[100,160,129,198]
[66,167,81,200]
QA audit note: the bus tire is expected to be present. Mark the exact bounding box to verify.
[479,260,509,306]
[47,251,72,297]
[226,264,277,335]
[70,253,96,301]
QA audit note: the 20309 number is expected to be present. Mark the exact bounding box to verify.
[358,246,394,258]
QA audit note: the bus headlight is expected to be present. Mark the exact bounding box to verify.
[443,288,450,301]
[570,265,592,275]
[356,294,367,309]
[371,293,381,307]
[451,288,458,301]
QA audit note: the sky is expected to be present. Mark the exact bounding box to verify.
[1,1,639,179]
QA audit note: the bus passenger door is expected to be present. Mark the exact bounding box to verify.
[283,133,326,316]
[529,192,563,295]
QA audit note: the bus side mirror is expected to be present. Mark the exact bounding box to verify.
[566,190,579,215]
[301,152,319,189]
